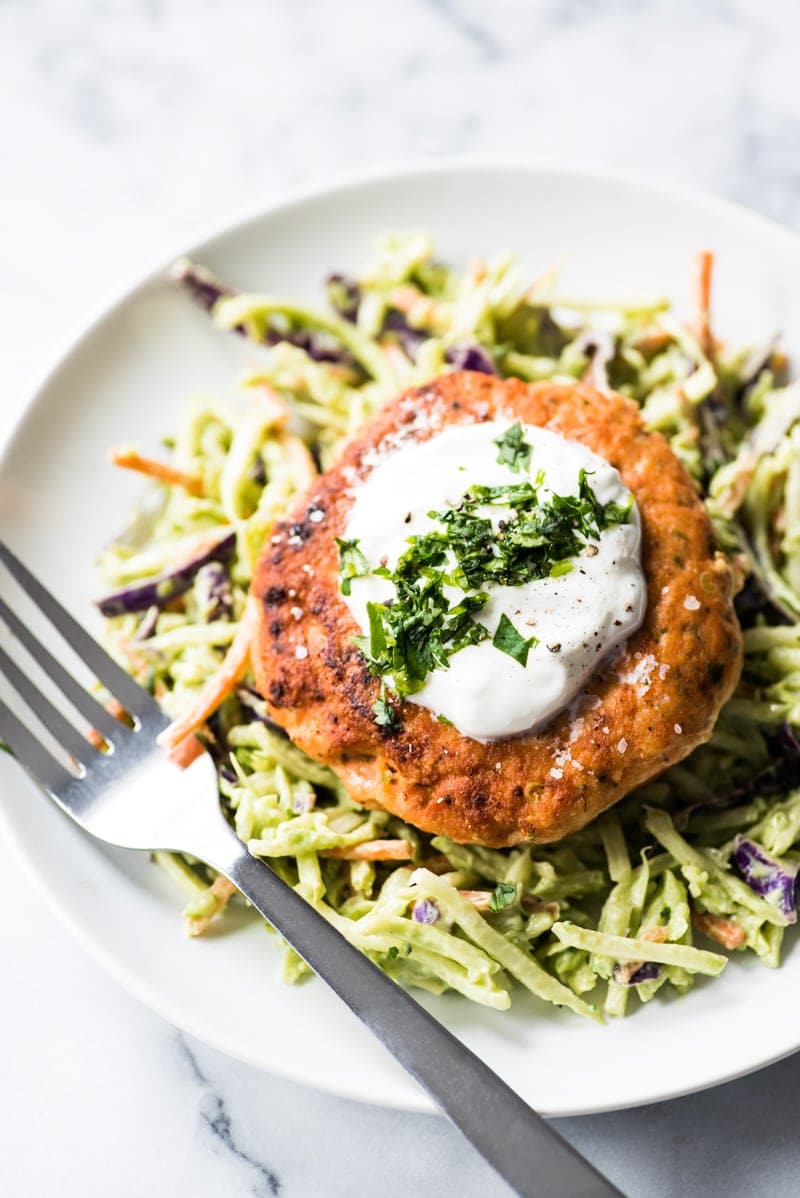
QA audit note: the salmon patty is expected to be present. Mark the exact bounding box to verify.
[251,373,743,846]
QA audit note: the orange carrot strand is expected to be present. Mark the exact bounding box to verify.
[110,447,205,496]
[323,839,414,862]
[458,890,493,912]
[185,875,237,937]
[690,249,714,356]
[692,910,746,950]
[157,597,259,752]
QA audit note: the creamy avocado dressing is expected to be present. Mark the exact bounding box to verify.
[342,420,646,741]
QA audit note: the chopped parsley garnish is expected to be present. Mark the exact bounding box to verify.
[336,537,370,595]
[339,466,630,725]
[489,882,518,912]
[373,684,401,732]
[358,590,490,700]
[387,946,399,959]
[494,422,532,473]
[492,612,538,666]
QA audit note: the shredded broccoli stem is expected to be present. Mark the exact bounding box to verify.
[551,923,726,976]
[98,232,800,1019]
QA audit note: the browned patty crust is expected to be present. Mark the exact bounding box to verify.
[251,373,743,846]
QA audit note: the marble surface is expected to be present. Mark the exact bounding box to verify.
[4,2,800,1195]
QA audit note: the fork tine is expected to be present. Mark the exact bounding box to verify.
[0,644,99,765]
[0,541,167,728]
[0,700,75,794]
[0,596,122,741]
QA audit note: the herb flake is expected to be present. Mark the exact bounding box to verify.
[336,537,369,595]
[489,882,518,912]
[373,685,401,732]
[494,422,532,474]
[492,613,539,666]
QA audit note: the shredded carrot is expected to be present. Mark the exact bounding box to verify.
[322,839,415,862]
[525,255,569,299]
[255,383,291,427]
[690,249,714,356]
[87,696,135,750]
[458,889,493,912]
[641,925,671,944]
[467,257,487,285]
[630,328,673,355]
[85,693,205,767]
[157,596,259,752]
[110,447,205,496]
[169,735,206,768]
[692,910,746,950]
[772,349,789,375]
[461,891,556,915]
[106,697,128,721]
[521,896,560,918]
[378,340,414,373]
[112,628,151,679]
[388,284,439,325]
[185,875,237,937]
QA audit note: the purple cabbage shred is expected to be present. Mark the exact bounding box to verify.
[236,685,291,740]
[734,570,794,629]
[445,343,498,375]
[674,722,800,829]
[573,331,616,391]
[777,721,800,756]
[732,837,799,922]
[170,260,233,314]
[612,960,660,987]
[412,899,440,925]
[194,562,234,622]
[95,531,236,617]
[264,325,358,368]
[325,273,361,323]
[382,308,428,360]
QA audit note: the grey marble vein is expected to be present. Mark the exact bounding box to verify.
[177,1035,281,1197]
[422,0,504,60]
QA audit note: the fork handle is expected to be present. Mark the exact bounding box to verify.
[212,843,622,1198]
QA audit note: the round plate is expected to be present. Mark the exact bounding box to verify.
[2,160,800,1117]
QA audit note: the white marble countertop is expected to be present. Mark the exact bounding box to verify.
[4,2,800,1195]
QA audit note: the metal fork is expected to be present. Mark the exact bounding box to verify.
[0,541,622,1198]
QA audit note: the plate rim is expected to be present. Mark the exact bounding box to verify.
[3,155,800,1117]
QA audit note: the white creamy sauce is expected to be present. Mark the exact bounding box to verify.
[342,420,646,742]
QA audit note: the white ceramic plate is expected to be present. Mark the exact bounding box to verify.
[2,161,800,1117]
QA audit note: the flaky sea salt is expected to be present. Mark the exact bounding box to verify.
[618,653,658,696]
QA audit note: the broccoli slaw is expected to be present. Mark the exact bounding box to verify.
[95,233,800,1019]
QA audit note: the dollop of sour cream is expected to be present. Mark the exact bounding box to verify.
[343,420,646,742]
